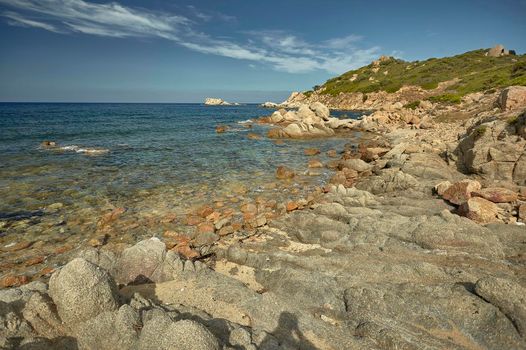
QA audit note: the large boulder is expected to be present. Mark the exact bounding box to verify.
[139,315,219,350]
[49,258,120,326]
[471,187,518,203]
[458,197,501,224]
[455,115,526,185]
[497,86,526,111]
[309,102,330,120]
[115,238,183,285]
[296,105,320,124]
[441,179,481,205]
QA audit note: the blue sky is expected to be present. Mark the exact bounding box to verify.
[0,0,525,102]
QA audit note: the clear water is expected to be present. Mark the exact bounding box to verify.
[0,103,363,252]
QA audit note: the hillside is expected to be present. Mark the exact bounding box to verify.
[311,48,526,103]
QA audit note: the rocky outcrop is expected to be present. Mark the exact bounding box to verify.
[260,101,279,108]
[266,102,358,138]
[455,112,526,186]
[204,98,238,106]
[497,86,526,111]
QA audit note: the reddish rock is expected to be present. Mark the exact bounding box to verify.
[442,180,482,205]
[3,240,32,252]
[434,181,452,196]
[196,205,214,218]
[197,222,215,234]
[215,201,225,208]
[216,125,228,133]
[1,275,29,288]
[205,211,221,223]
[276,166,295,180]
[173,244,199,260]
[471,187,518,203]
[308,159,323,168]
[185,215,203,226]
[54,245,72,255]
[39,267,55,276]
[458,197,501,224]
[247,133,262,140]
[286,201,299,212]
[24,256,45,266]
[232,222,243,231]
[97,207,126,229]
[304,148,320,156]
[240,203,258,215]
[361,147,390,162]
[163,231,190,245]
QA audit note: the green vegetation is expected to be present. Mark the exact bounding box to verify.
[316,49,526,97]
[507,115,520,125]
[427,94,462,104]
[473,125,487,140]
[404,100,421,109]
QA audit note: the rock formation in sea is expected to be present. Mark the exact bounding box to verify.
[204,98,239,106]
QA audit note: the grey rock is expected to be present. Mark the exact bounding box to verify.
[22,292,64,339]
[140,316,219,350]
[49,258,120,327]
[475,276,526,338]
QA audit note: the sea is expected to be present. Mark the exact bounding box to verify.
[0,103,364,273]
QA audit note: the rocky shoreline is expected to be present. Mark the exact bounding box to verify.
[1,86,526,349]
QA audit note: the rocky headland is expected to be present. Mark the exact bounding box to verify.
[1,48,526,349]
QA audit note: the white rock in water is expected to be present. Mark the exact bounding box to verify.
[204,98,232,106]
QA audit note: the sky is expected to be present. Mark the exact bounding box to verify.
[0,0,525,103]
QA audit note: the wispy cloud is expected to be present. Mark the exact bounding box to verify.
[0,0,380,74]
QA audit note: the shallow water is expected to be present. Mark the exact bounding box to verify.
[0,103,364,278]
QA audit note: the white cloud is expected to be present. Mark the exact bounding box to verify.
[3,10,62,32]
[0,0,381,75]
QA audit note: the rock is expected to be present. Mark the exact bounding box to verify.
[204,98,232,106]
[115,238,178,285]
[472,187,518,203]
[434,181,452,196]
[49,258,120,326]
[240,203,257,214]
[339,158,373,173]
[441,179,481,205]
[296,104,318,123]
[327,149,338,158]
[345,283,524,349]
[286,201,299,212]
[247,133,262,140]
[260,101,279,108]
[418,115,434,129]
[40,140,57,148]
[269,111,284,123]
[519,204,526,221]
[304,148,320,156]
[356,169,419,194]
[497,86,526,111]
[140,316,219,350]
[97,207,126,229]
[458,197,501,224]
[309,102,330,120]
[1,275,29,288]
[75,305,140,350]
[215,125,228,133]
[2,240,32,252]
[308,159,323,168]
[276,166,295,180]
[196,222,215,234]
[475,276,526,337]
[361,147,390,162]
[22,292,64,338]
[455,116,526,185]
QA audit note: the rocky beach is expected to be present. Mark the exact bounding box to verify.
[2,47,526,350]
